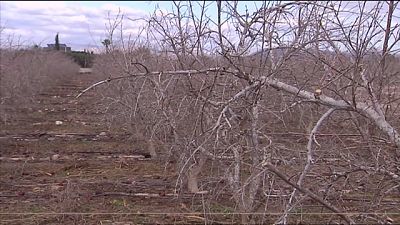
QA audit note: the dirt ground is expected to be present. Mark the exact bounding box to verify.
[0,72,226,225]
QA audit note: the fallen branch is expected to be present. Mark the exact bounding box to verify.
[92,191,209,198]
[93,192,165,197]
[355,165,400,181]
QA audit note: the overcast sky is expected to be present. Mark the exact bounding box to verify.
[0,1,251,51]
[1,1,160,50]
[1,1,399,52]
[0,1,270,51]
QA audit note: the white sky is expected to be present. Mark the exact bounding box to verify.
[1,1,152,50]
[0,1,252,51]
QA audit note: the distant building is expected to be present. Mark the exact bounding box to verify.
[44,44,71,52]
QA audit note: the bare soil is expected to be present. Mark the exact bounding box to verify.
[0,72,222,225]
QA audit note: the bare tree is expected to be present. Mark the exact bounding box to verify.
[82,1,400,224]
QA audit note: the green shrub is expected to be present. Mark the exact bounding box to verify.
[67,51,95,68]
